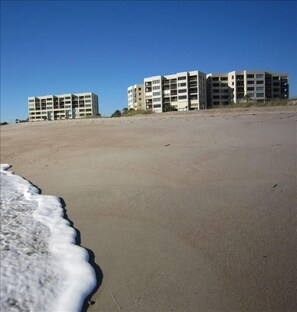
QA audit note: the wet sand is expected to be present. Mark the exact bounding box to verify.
[1,106,297,311]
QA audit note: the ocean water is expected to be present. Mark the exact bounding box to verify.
[0,164,96,311]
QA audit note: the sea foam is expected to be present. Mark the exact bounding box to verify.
[0,164,96,311]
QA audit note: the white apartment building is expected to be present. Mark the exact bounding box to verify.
[28,92,99,121]
[127,84,145,110]
[207,70,289,107]
[128,70,207,113]
[145,71,207,113]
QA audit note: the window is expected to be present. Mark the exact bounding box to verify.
[256,93,264,97]
[153,98,161,102]
[213,77,219,81]
[247,87,254,91]
[256,80,264,85]
[256,74,264,79]
[256,86,264,91]
[247,93,255,98]
[221,77,228,81]
[178,76,186,80]
[178,83,187,87]
[247,80,254,85]
[213,83,219,87]
[153,104,161,108]
[152,86,160,90]
[213,89,220,93]
[178,95,187,100]
[213,95,220,99]
[138,87,141,91]
[153,92,160,96]
[152,80,160,84]
[247,74,254,78]
[178,89,187,93]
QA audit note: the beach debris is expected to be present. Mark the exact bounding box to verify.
[273,184,278,188]
[164,144,170,147]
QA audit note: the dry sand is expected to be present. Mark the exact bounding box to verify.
[1,106,297,311]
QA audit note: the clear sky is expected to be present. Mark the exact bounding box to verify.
[1,0,296,121]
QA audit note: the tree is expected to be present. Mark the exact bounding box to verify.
[244,94,251,103]
[111,110,122,118]
[163,103,177,112]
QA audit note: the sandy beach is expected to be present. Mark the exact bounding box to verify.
[1,106,297,312]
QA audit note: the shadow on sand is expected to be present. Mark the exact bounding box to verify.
[59,197,104,312]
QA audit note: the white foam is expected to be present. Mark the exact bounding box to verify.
[0,164,96,311]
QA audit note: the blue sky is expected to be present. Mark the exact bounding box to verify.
[1,1,296,121]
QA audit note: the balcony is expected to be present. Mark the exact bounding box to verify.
[189,82,197,87]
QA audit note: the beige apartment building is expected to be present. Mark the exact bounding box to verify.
[127,84,145,110]
[28,92,99,121]
[207,70,289,107]
[128,70,207,113]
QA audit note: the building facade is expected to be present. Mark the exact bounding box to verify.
[28,92,99,121]
[127,84,145,110]
[207,70,289,107]
[128,70,207,113]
